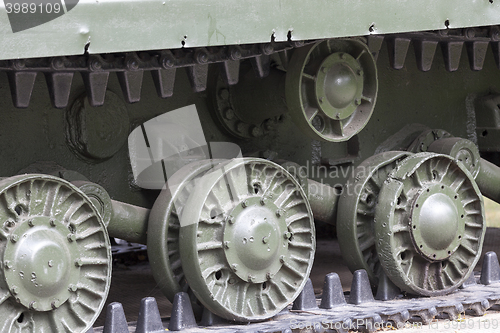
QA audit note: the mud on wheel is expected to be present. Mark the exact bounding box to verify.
[375,153,486,296]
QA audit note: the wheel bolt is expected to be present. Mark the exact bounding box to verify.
[260,197,266,206]
[248,275,255,282]
[241,200,248,208]
[279,255,285,263]
[224,108,234,120]
[4,261,12,269]
[236,122,245,133]
[127,59,139,70]
[68,285,78,292]
[224,241,230,249]
[50,219,56,227]
[11,286,18,295]
[6,219,15,227]
[266,272,272,280]
[251,126,263,137]
[226,215,234,224]
[276,209,284,218]
[28,219,35,227]
[264,119,275,130]
[67,234,76,242]
[219,89,230,100]
[75,259,83,267]
[48,260,53,267]
[51,300,60,309]
[91,60,102,70]
[29,301,38,310]
[284,232,292,240]
[262,236,269,244]
[10,235,18,243]
[231,264,238,272]
[230,48,242,60]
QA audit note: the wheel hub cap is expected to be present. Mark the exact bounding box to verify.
[410,184,465,261]
[224,197,288,283]
[4,216,80,311]
[315,52,363,120]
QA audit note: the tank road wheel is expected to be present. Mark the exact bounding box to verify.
[0,174,111,332]
[179,158,315,321]
[285,38,378,142]
[337,151,411,286]
[147,160,227,301]
[375,153,486,296]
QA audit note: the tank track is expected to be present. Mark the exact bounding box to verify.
[90,252,500,333]
[2,25,500,109]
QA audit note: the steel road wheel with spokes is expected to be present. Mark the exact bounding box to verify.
[285,38,378,142]
[0,174,111,332]
[147,159,228,302]
[374,153,486,296]
[179,158,315,321]
[337,151,412,286]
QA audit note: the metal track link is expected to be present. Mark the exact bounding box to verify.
[91,252,500,333]
[368,25,500,71]
[2,25,500,110]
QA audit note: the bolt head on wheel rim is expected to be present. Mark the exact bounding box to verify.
[375,153,485,296]
[0,174,111,332]
[179,158,315,321]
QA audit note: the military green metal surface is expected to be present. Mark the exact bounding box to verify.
[147,159,227,302]
[337,151,411,286]
[179,158,315,321]
[66,91,130,159]
[71,180,113,227]
[3,3,500,326]
[427,137,481,178]
[475,158,500,204]
[0,174,111,332]
[286,39,377,142]
[374,153,485,296]
[2,1,500,60]
[306,179,340,226]
[210,64,286,140]
[407,129,453,153]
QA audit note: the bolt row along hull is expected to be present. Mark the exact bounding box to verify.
[0,0,500,60]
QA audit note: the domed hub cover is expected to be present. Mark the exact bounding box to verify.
[4,216,81,311]
[410,184,465,261]
[315,52,363,120]
[374,153,485,296]
[0,174,111,332]
[223,197,288,283]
